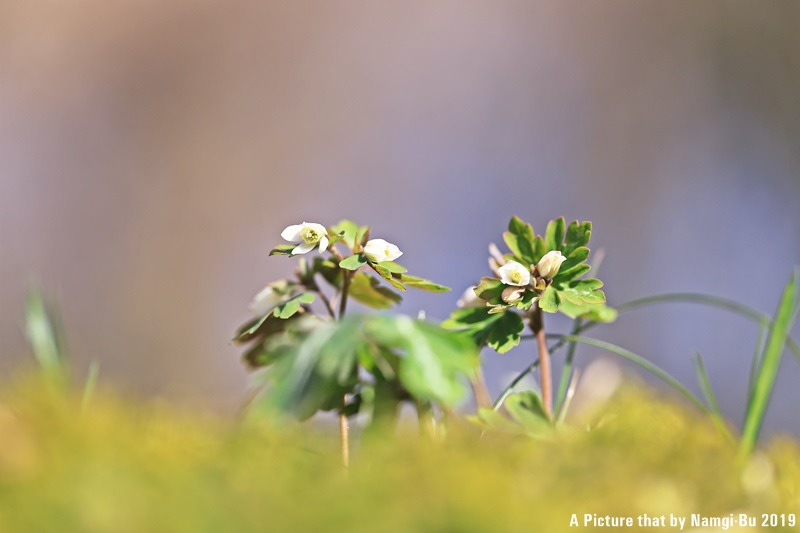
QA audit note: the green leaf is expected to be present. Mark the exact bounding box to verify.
[486,312,525,353]
[544,217,565,252]
[442,307,524,354]
[339,254,367,270]
[554,263,591,283]
[563,220,592,257]
[265,320,361,420]
[330,220,359,248]
[472,392,553,437]
[558,278,606,305]
[557,299,619,322]
[373,264,406,291]
[313,258,342,288]
[539,286,560,313]
[356,225,371,248]
[380,261,407,274]
[269,244,296,256]
[503,216,537,264]
[273,293,315,319]
[475,277,505,305]
[554,247,590,281]
[504,391,553,436]
[554,298,585,318]
[741,269,800,457]
[365,317,479,407]
[579,303,618,323]
[398,274,449,293]
[348,273,402,309]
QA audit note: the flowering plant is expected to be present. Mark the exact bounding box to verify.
[234,219,476,463]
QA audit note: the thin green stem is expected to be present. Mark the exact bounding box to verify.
[554,318,583,417]
[493,359,540,411]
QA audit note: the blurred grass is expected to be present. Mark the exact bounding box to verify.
[0,377,798,532]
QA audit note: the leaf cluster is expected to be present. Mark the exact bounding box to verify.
[235,220,452,368]
[446,216,616,354]
[258,315,479,422]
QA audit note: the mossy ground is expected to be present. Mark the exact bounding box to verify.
[0,378,797,532]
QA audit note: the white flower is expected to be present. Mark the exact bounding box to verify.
[281,222,329,255]
[363,238,403,263]
[457,286,484,308]
[498,260,531,287]
[248,285,284,316]
[536,251,567,278]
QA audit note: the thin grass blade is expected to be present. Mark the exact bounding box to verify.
[555,334,708,413]
[554,318,582,415]
[740,270,800,457]
[746,317,770,416]
[692,351,732,441]
[24,287,65,382]
[81,360,101,413]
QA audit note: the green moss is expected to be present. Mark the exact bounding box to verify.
[0,379,796,532]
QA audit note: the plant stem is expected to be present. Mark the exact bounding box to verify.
[336,262,355,467]
[339,409,350,468]
[530,307,552,417]
[470,367,492,409]
[339,270,352,319]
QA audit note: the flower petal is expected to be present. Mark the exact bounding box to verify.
[292,242,316,255]
[281,224,302,242]
[386,246,403,261]
[318,236,329,253]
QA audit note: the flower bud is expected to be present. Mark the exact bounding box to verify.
[498,260,531,287]
[249,285,284,316]
[457,286,484,308]
[488,243,505,276]
[363,238,403,263]
[536,251,567,279]
[501,286,525,303]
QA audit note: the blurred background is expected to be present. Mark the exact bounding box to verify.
[2,2,800,433]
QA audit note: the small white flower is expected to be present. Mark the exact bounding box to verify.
[457,286,484,308]
[536,251,567,278]
[281,222,329,255]
[498,260,531,287]
[248,285,284,316]
[363,238,403,263]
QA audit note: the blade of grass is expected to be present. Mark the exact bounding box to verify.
[24,287,65,382]
[81,360,101,414]
[616,293,800,364]
[692,351,733,441]
[552,334,708,413]
[554,318,582,416]
[740,270,800,457]
[556,368,580,426]
[746,316,770,415]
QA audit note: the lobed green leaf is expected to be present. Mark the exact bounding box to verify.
[348,273,402,309]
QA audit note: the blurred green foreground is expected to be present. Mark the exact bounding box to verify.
[0,378,798,532]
